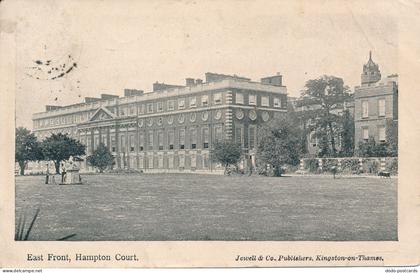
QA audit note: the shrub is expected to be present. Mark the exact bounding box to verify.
[363,158,380,174]
[340,159,360,174]
[304,159,319,173]
[322,158,338,173]
[386,157,398,175]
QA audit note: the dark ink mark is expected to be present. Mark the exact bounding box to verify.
[34,60,43,65]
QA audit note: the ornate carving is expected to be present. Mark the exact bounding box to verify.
[235,109,244,120]
[249,109,257,121]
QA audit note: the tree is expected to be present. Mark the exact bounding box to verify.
[211,140,242,175]
[301,75,352,156]
[386,119,398,157]
[340,109,355,156]
[87,143,114,173]
[41,133,85,174]
[15,127,43,175]
[257,116,301,176]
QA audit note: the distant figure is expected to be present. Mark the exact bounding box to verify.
[61,162,67,183]
[45,163,50,184]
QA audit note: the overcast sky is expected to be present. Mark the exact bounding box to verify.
[12,0,401,129]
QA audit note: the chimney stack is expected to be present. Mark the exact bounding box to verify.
[185,78,195,86]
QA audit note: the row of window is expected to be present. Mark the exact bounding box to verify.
[118,153,211,169]
[35,92,283,128]
[81,126,258,153]
[362,126,386,142]
[361,98,386,118]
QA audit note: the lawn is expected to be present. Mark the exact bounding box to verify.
[15,174,397,241]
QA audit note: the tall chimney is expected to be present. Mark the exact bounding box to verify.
[185,78,195,86]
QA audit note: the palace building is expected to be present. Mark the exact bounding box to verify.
[32,72,287,173]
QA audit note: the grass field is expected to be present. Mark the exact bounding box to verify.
[15,174,397,241]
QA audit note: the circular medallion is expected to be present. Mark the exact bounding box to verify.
[262,111,270,122]
[214,110,222,120]
[202,111,209,121]
[249,110,257,121]
[157,117,163,126]
[138,119,144,127]
[190,113,196,122]
[178,114,185,124]
[147,118,153,127]
[167,115,174,125]
[235,109,244,120]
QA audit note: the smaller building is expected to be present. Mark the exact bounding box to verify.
[354,52,398,146]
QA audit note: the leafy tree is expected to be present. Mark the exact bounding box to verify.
[15,127,43,175]
[211,140,242,175]
[301,75,352,156]
[41,133,85,174]
[340,109,355,156]
[257,116,301,176]
[87,143,114,173]
[386,119,398,157]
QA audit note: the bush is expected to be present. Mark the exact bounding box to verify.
[386,158,398,175]
[304,159,319,173]
[362,158,380,174]
[322,158,338,173]
[340,159,360,174]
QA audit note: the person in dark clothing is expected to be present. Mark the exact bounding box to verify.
[61,163,67,183]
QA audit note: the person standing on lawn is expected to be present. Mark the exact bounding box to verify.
[61,162,66,183]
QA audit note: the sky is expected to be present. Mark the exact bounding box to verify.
[9,0,401,129]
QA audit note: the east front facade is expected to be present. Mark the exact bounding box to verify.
[31,72,287,173]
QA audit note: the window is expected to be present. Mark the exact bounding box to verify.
[147,103,153,113]
[129,135,135,152]
[101,135,107,146]
[179,154,185,168]
[120,135,126,151]
[202,127,209,148]
[119,107,126,116]
[249,94,256,105]
[215,125,223,141]
[190,128,197,149]
[362,101,369,118]
[158,154,163,168]
[111,136,116,152]
[261,96,269,107]
[249,126,256,149]
[201,95,209,106]
[191,154,196,168]
[158,131,164,150]
[139,133,144,151]
[148,155,153,169]
[138,104,144,115]
[379,126,386,142]
[235,127,243,147]
[362,128,369,140]
[129,105,136,116]
[168,130,174,150]
[189,97,197,108]
[94,136,99,150]
[148,131,154,150]
[179,129,185,149]
[178,98,185,109]
[274,97,281,108]
[236,93,244,104]
[168,155,174,169]
[378,99,385,117]
[157,101,163,112]
[167,100,175,111]
[214,93,222,104]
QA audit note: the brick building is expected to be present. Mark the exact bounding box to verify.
[31,72,287,173]
[354,52,398,146]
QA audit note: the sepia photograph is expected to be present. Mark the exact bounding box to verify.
[11,0,399,242]
[2,0,420,270]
